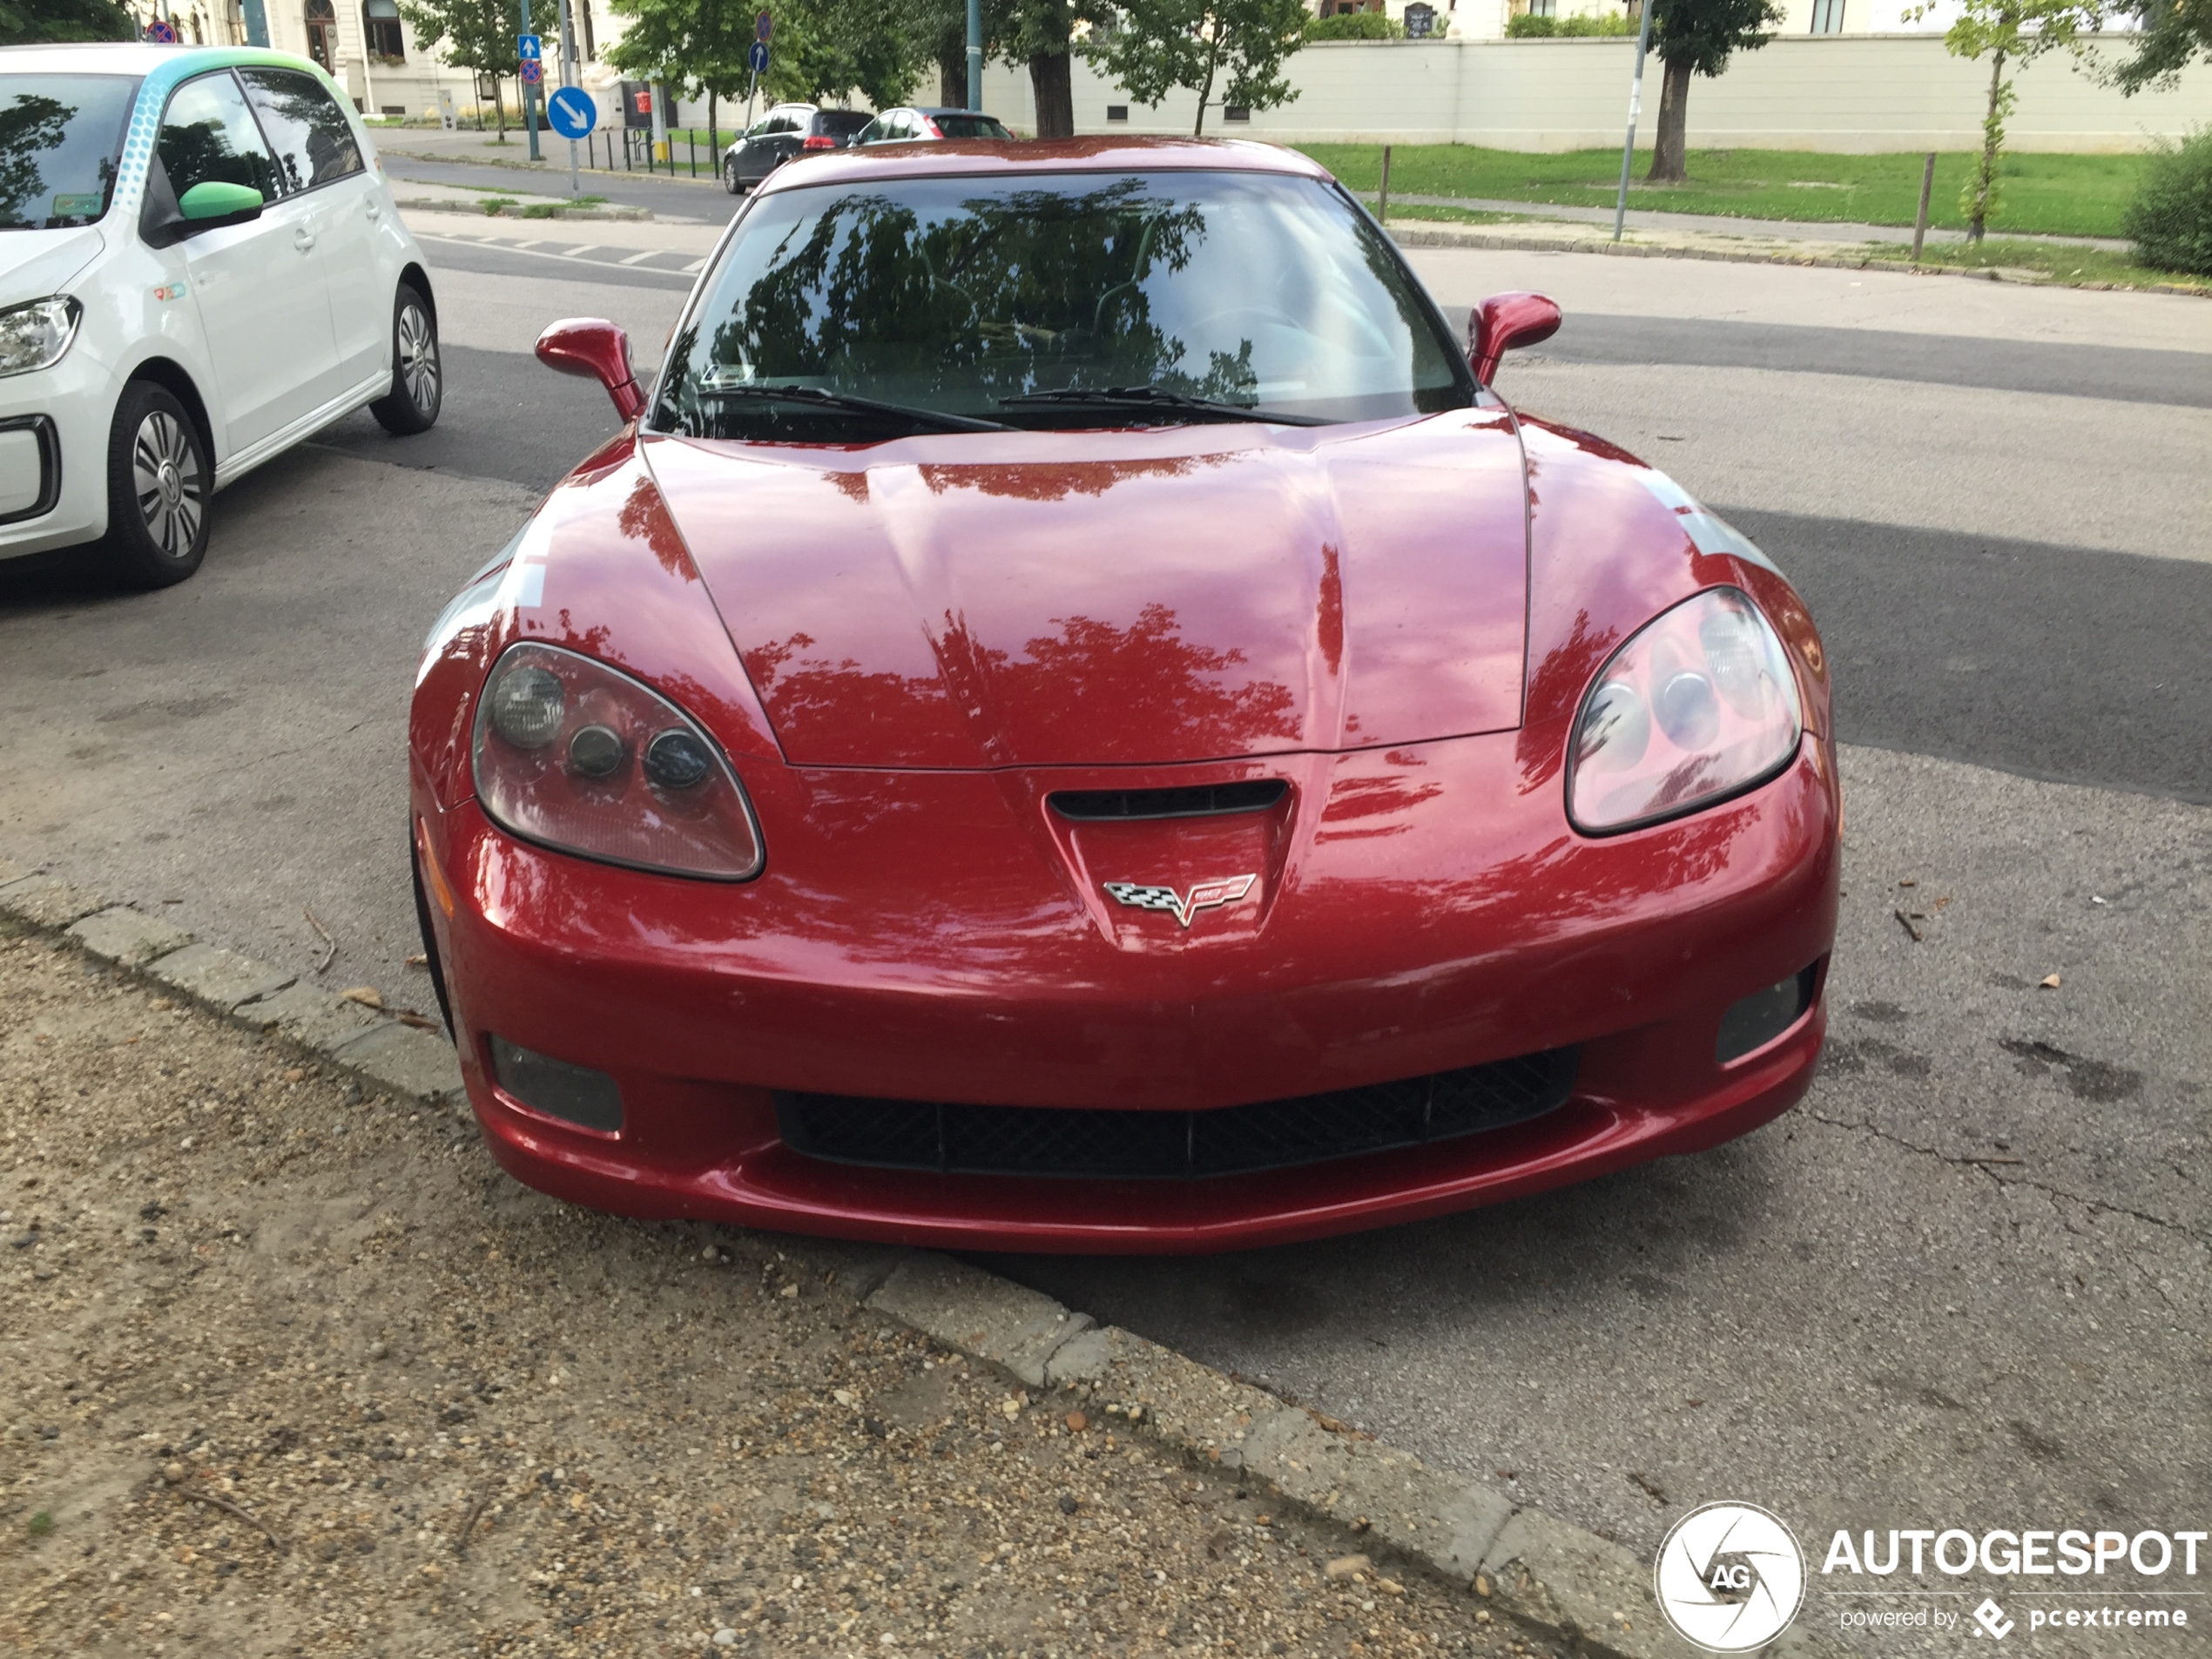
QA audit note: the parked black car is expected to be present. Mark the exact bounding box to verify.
[721,105,873,193]
[853,107,1015,145]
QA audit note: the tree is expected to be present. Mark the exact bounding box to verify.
[0,0,133,44]
[1094,0,1309,137]
[2096,0,2209,94]
[397,0,522,136]
[604,0,753,144]
[1905,0,2098,240]
[1642,0,1782,183]
[1008,0,1108,138]
[759,0,932,108]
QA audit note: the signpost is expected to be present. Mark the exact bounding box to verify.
[548,86,595,195]
[557,0,583,196]
[1611,0,1655,241]
[744,12,770,132]
[517,17,542,159]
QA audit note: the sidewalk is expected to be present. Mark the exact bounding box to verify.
[1359,191,2131,252]
[0,917,1502,1657]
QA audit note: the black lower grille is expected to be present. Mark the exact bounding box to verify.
[775,1048,1578,1180]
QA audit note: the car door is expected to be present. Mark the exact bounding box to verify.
[237,66,383,393]
[737,113,778,183]
[158,71,339,454]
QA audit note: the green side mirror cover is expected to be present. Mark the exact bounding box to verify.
[179,180,264,220]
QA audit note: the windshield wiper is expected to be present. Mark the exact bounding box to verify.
[697,382,1014,433]
[1000,385,1330,427]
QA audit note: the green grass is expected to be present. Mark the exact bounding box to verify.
[1298,145,2147,239]
[27,1512,53,1539]
[1858,236,2212,293]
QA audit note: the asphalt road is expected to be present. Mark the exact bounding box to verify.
[2,220,2204,1642]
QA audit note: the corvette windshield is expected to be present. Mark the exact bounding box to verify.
[653,169,1474,439]
[0,75,139,231]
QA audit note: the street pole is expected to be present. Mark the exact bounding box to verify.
[1911,150,1936,262]
[1612,0,1654,243]
[966,0,982,111]
[560,0,579,195]
[520,0,541,160]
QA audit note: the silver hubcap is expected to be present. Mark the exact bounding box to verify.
[397,303,438,411]
[132,410,203,557]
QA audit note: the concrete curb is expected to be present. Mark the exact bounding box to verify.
[0,861,464,1109]
[1,856,1844,1659]
[391,195,652,221]
[1385,221,2212,299]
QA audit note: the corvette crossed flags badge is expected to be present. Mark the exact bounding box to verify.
[1101,875,1258,928]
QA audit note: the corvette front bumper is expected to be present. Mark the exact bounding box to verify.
[414,730,1840,1253]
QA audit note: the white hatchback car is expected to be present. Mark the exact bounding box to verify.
[0,43,440,587]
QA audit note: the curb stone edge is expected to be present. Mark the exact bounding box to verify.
[0,857,1849,1659]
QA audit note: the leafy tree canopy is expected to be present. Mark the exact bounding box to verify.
[1094,0,1309,134]
[1647,0,1783,77]
[0,0,134,44]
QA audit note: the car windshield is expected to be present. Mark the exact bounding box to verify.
[652,168,1473,441]
[0,74,140,231]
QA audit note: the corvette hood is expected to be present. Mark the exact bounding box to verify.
[645,411,1531,769]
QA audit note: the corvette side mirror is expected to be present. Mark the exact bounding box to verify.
[178,180,264,228]
[1469,291,1562,388]
[536,317,646,422]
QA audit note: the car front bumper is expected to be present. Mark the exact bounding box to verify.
[414,732,1841,1253]
[0,352,113,560]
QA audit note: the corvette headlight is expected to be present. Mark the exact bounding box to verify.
[471,643,764,880]
[0,297,83,378]
[1568,587,1802,833]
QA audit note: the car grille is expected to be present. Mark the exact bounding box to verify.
[1048,779,1286,821]
[774,1048,1579,1180]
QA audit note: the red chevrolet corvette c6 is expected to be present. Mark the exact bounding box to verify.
[408,138,1839,1253]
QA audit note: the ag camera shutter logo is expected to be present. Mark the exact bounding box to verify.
[1654,1501,1807,1651]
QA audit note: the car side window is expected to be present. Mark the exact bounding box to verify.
[237,66,362,193]
[158,71,280,201]
[856,118,883,145]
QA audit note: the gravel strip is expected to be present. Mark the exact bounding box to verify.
[0,919,1516,1658]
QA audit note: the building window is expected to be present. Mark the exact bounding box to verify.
[1809,0,1843,29]
[1105,104,1129,121]
[362,0,403,60]
[1527,0,1558,16]
[578,0,594,58]
[305,0,335,68]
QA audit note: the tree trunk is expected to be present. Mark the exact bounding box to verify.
[1645,55,1690,182]
[708,90,717,160]
[1028,51,1074,139]
[939,43,968,109]
[1192,30,1221,136]
[494,72,507,138]
[1968,48,2005,243]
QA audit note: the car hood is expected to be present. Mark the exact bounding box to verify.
[644,410,1531,769]
[0,227,105,307]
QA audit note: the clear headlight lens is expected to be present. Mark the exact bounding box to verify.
[1568,587,1802,833]
[471,643,764,880]
[0,297,83,378]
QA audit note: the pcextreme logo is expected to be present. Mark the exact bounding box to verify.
[1654,1501,1808,1651]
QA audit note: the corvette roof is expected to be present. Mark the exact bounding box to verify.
[755,136,1335,196]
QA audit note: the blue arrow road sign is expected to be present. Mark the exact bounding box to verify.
[747,40,769,72]
[547,85,597,140]
[517,32,542,59]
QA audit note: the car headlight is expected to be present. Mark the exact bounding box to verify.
[471,642,765,880]
[0,297,83,378]
[1568,587,1803,833]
